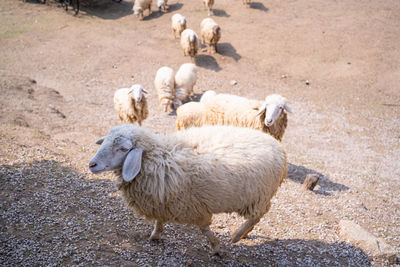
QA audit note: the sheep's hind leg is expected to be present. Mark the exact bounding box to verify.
[200,226,221,255]
[149,220,164,240]
[231,217,260,243]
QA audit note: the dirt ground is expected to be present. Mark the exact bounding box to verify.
[0,0,399,265]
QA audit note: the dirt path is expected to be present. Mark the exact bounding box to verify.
[0,0,399,265]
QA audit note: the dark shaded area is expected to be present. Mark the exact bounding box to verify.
[249,2,269,11]
[212,8,230,17]
[217,42,241,61]
[288,163,349,195]
[195,55,222,72]
[22,0,46,4]
[67,0,133,19]
[142,3,183,21]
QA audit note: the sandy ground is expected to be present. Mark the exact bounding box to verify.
[0,0,399,265]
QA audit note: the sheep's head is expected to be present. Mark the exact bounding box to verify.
[131,84,148,102]
[133,8,142,17]
[89,125,143,182]
[157,0,165,11]
[257,94,293,127]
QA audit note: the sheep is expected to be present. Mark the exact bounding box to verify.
[200,18,221,54]
[154,66,176,112]
[180,29,200,61]
[202,0,214,16]
[176,101,204,130]
[174,63,197,103]
[171,14,187,39]
[176,93,293,141]
[113,84,149,126]
[157,0,168,12]
[89,124,287,255]
[133,0,152,20]
[199,89,217,103]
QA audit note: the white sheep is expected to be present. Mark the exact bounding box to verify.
[154,66,176,112]
[176,93,293,141]
[174,63,197,103]
[180,29,200,60]
[202,0,214,16]
[113,84,149,126]
[157,0,168,12]
[171,14,187,39]
[199,89,216,103]
[200,18,221,54]
[133,0,152,20]
[176,101,204,130]
[89,124,287,255]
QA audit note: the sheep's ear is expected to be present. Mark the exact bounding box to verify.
[95,137,106,145]
[122,148,143,182]
[256,104,266,116]
[142,88,148,94]
[284,104,293,114]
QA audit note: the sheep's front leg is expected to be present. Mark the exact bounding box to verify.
[231,217,260,243]
[149,220,164,240]
[200,226,220,255]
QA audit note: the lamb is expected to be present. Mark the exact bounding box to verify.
[200,18,221,54]
[113,84,149,126]
[176,93,293,141]
[154,66,176,112]
[176,101,204,130]
[174,63,197,103]
[157,0,168,12]
[180,29,200,61]
[202,0,214,16]
[199,89,216,103]
[171,14,187,39]
[133,0,152,20]
[89,124,287,255]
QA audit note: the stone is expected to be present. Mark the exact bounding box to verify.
[338,220,398,261]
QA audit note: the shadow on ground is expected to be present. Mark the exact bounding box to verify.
[212,8,230,17]
[217,42,241,61]
[79,0,133,19]
[288,163,349,195]
[249,2,269,11]
[195,55,222,72]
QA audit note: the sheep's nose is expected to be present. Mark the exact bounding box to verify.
[89,162,97,169]
[267,119,272,124]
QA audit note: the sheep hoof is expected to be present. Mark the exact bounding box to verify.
[231,232,243,243]
[149,232,161,241]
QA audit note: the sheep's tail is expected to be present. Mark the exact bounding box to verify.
[214,25,221,36]
[189,32,195,43]
[180,18,186,26]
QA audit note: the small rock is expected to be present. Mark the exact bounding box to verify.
[338,220,397,260]
[230,80,237,86]
[305,80,310,85]
[281,74,287,79]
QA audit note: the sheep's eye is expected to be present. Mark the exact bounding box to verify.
[119,147,129,153]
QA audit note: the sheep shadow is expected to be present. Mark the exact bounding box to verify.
[79,0,134,19]
[212,8,230,17]
[249,2,269,11]
[142,3,183,20]
[22,0,46,4]
[195,55,222,72]
[288,163,349,195]
[217,42,241,61]
[140,226,371,266]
